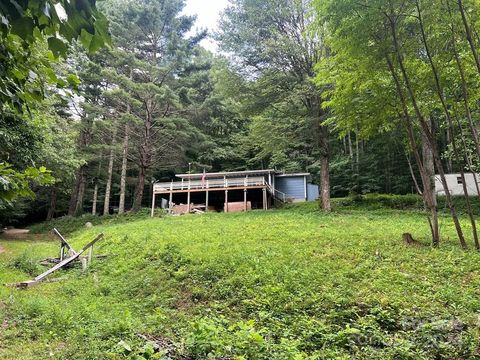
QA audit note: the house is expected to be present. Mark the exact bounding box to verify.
[434,173,480,196]
[151,169,319,215]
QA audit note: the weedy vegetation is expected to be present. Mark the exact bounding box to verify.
[1,198,480,359]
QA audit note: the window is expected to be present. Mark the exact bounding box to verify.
[457,176,463,185]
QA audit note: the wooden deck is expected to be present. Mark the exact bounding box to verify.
[151,176,269,215]
[153,176,267,194]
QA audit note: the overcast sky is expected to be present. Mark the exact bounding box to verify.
[183,0,229,52]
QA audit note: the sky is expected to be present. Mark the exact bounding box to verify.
[183,0,229,52]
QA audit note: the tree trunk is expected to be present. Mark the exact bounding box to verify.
[68,165,86,216]
[422,119,436,206]
[348,132,354,170]
[75,168,86,216]
[319,125,331,211]
[457,0,480,74]
[46,187,57,221]
[406,154,422,196]
[132,99,153,212]
[118,125,129,214]
[68,170,80,216]
[103,127,117,216]
[132,165,146,211]
[447,2,480,162]
[92,183,98,215]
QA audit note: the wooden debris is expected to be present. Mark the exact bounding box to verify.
[171,203,207,215]
[7,277,67,289]
[9,232,104,289]
[224,201,252,213]
[53,228,78,260]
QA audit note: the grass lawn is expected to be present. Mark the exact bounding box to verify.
[1,201,480,359]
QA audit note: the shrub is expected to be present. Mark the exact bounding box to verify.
[9,251,41,275]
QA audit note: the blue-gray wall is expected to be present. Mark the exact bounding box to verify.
[307,184,319,201]
[275,176,306,201]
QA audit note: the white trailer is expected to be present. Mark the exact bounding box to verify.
[434,173,480,196]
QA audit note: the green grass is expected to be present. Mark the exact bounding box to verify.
[1,200,480,359]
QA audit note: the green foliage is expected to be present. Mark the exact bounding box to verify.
[0,162,53,205]
[28,208,165,235]
[8,251,41,276]
[333,194,424,210]
[0,0,110,111]
[2,201,480,358]
[218,0,327,174]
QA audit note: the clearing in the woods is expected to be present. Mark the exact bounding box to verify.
[1,199,480,359]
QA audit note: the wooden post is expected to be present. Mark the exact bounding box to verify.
[263,188,267,210]
[169,181,173,210]
[244,189,247,211]
[304,176,307,201]
[81,257,88,271]
[225,190,228,212]
[88,246,93,265]
[151,192,156,217]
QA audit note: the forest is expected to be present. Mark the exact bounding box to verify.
[1,0,443,223]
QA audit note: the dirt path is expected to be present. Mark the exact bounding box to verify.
[1,228,30,240]
[0,246,5,254]
[3,228,30,236]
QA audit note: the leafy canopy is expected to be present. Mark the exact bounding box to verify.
[0,0,110,111]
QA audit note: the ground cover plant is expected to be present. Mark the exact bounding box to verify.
[1,199,480,359]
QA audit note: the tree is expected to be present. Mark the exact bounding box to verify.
[218,0,332,210]
[99,0,206,210]
[0,0,109,210]
[315,0,480,248]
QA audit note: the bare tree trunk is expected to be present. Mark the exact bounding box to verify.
[91,153,103,215]
[68,176,80,216]
[46,187,57,221]
[446,129,453,173]
[103,127,117,216]
[320,125,331,211]
[422,118,436,207]
[348,132,354,170]
[132,165,146,211]
[132,99,153,211]
[74,168,86,216]
[69,165,86,216]
[118,124,129,214]
[447,2,480,162]
[457,0,480,74]
[355,132,360,175]
[406,154,422,196]
[92,183,98,215]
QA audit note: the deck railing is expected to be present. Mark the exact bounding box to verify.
[153,176,266,193]
[267,184,287,203]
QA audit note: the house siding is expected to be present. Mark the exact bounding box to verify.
[275,176,306,202]
[307,184,319,201]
